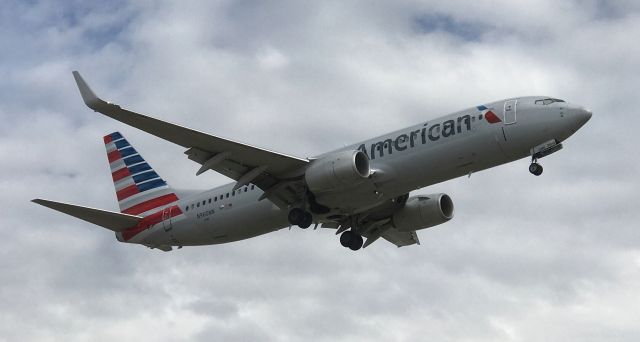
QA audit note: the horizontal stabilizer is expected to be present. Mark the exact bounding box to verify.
[32,199,142,232]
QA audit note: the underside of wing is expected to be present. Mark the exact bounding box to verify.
[380,228,420,247]
[322,216,420,249]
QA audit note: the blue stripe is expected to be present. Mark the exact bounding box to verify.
[128,162,151,174]
[137,179,167,192]
[114,139,130,149]
[124,155,145,166]
[119,147,137,158]
[133,171,159,183]
[110,132,123,140]
[476,105,487,111]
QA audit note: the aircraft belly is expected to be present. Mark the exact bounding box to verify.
[198,200,288,244]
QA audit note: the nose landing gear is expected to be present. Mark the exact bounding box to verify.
[528,140,563,176]
[529,158,543,176]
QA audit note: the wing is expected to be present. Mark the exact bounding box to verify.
[72,71,309,207]
[380,228,420,247]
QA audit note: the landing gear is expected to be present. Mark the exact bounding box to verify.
[300,212,313,229]
[529,159,543,176]
[339,231,364,251]
[288,208,313,229]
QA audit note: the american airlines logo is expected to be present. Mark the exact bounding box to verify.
[358,106,501,160]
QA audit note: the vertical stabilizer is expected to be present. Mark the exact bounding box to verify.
[104,132,179,216]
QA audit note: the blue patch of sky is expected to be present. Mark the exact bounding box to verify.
[413,14,487,42]
[0,1,136,115]
[59,0,134,51]
[590,0,636,20]
[4,0,134,54]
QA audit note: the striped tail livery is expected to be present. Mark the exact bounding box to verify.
[104,132,184,244]
[105,132,178,215]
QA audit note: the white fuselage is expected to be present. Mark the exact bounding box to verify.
[120,96,591,247]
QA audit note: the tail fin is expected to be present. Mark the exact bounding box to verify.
[104,132,179,216]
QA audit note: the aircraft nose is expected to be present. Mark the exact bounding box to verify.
[567,105,592,129]
[576,107,592,125]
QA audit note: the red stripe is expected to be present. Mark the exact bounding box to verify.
[485,111,502,124]
[108,150,122,163]
[112,168,131,182]
[104,135,113,144]
[123,193,179,215]
[122,205,183,241]
[117,184,139,201]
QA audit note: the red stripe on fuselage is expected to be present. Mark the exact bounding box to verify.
[108,150,122,163]
[122,193,179,215]
[121,205,183,241]
[112,167,131,182]
[104,135,113,144]
[485,111,502,124]
[117,184,139,201]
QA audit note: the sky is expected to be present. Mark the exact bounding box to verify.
[1,0,639,341]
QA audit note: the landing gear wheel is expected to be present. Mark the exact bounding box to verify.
[288,208,305,226]
[299,212,313,229]
[340,231,363,251]
[529,162,543,176]
[349,234,364,251]
[340,231,354,248]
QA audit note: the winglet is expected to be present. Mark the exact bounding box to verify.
[72,71,107,110]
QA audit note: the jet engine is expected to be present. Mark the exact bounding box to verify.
[392,194,454,232]
[305,150,370,194]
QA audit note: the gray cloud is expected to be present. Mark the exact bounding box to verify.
[1,0,639,341]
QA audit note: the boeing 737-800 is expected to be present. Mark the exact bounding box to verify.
[33,71,592,251]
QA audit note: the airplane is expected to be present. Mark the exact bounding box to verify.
[33,71,592,251]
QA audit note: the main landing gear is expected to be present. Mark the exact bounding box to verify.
[288,208,313,229]
[339,230,364,251]
[288,208,363,251]
[529,158,543,176]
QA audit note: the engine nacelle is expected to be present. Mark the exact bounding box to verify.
[305,150,370,194]
[392,194,454,232]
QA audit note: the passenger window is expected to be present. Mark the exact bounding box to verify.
[214,196,217,201]
[208,199,211,204]
[191,204,194,209]
[197,202,200,207]
[244,187,248,192]
[226,193,229,198]
[185,206,189,212]
[251,185,255,190]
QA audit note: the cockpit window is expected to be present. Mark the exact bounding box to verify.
[535,98,565,105]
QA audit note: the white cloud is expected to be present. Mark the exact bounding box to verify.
[1,0,639,341]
